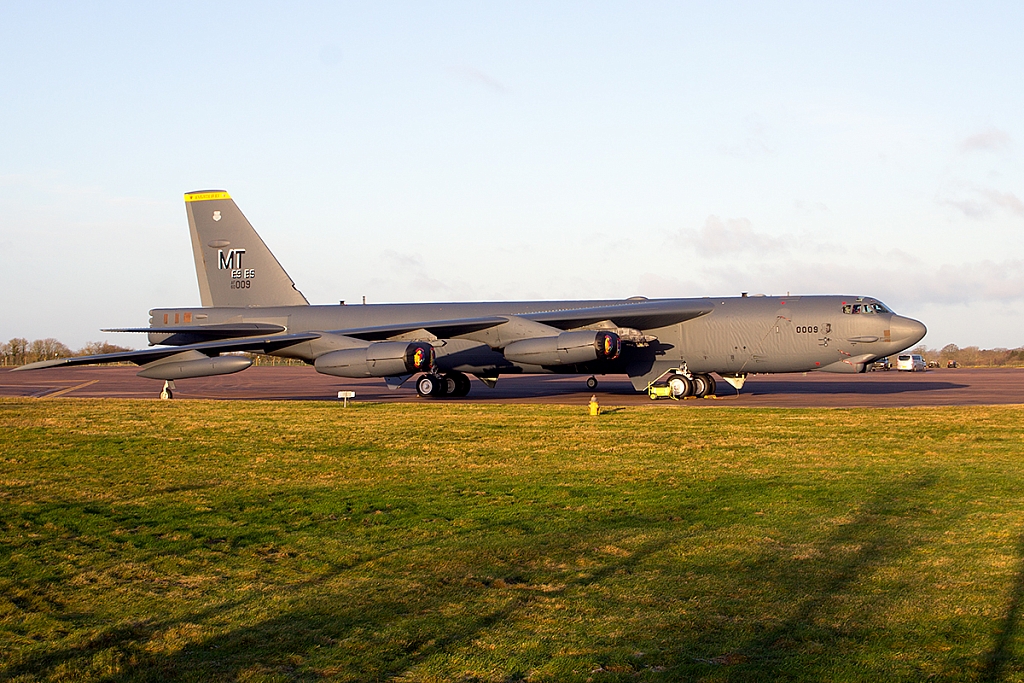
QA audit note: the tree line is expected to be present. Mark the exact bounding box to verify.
[0,338,133,367]
[910,344,1024,368]
[0,337,306,367]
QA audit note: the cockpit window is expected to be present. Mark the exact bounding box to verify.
[842,302,890,314]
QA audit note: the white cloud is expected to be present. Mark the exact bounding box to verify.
[662,214,1024,308]
[676,215,787,256]
[959,128,1011,153]
[939,185,1024,220]
[700,257,1024,307]
[979,189,1024,217]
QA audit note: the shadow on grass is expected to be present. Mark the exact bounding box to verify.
[0,473,982,682]
[663,475,950,679]
[689,473,953,681]
[981,533,1024,682]
[145,475,956,681]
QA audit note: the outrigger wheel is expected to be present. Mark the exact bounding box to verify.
[586,376,598,390]
[160,380,174,400]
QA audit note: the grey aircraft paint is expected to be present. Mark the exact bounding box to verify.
[17,190,927,398]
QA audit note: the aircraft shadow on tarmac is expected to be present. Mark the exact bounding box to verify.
[741,380,969,396]
[496,376,972,397]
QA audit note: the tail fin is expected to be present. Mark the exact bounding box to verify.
[185,190,308,307]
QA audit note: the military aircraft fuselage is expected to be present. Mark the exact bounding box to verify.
[148,294,925,389]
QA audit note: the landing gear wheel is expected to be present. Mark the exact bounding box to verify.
[442,374,458,396]
[704,374,717,397]
[691,374,710,398]
[416,374,440,398]
[667,374,692,399]
[160,381,173,400]
[450,372,472,397]
[586,376,598,390]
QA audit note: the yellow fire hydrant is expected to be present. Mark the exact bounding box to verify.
[589,395,600,416]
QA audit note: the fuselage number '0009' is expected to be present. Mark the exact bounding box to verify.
[796,325,819,334]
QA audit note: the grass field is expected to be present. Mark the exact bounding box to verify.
[2,399,1024,682]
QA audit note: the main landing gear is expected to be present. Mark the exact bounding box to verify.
[649,372,717,400]
[415,371,472,398]
[586,376,599,390]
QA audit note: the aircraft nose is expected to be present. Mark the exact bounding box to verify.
[890,315,927,346]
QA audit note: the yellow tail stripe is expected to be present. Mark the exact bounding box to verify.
[184,191,231,202]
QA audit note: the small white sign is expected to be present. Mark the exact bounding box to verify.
[338,390,356,406]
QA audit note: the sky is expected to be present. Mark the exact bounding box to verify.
[1,1,1022,350]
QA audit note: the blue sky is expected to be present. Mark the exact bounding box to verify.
[1,2,1022,349]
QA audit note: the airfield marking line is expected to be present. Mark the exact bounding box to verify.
[38,380,99,399]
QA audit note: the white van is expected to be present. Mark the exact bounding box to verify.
[896,354,926,372]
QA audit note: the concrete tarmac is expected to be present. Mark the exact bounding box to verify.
[1,366,1022,407]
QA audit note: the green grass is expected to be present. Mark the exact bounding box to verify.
[2,399,1024,682]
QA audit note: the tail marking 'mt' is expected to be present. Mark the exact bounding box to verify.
[184,190,308,307]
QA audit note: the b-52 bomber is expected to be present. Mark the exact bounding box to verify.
[17,190,927,399]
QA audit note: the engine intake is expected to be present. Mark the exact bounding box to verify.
[502,331,621,366]
[314,341,434,378]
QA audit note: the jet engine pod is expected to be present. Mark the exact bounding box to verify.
[502,331,621,366]
[137,353,252,380]
[314,341,434,378]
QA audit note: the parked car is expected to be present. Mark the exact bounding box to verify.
[947,360,960,368]
[897,354,927,371]
[927,360,940,368]
[870,357,891,371]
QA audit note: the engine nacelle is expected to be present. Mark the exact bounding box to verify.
[502,331,621,366]
[137,354,252,380]
[314,341,434,378]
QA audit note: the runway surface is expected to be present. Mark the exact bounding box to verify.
[1,366,1022,407]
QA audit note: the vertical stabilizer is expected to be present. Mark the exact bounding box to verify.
[185,190,308,307]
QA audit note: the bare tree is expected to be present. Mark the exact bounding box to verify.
[5,338,28,366]
[77,341,133,356]
[28,338,73,363]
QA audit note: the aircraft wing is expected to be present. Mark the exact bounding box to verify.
[12,332,322,371]
[330,316,510,341]
[523,299,714,330]
[329,301,713,341]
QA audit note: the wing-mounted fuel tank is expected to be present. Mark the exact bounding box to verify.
[137,350,252,380]
[314,341,435,378]
[502,331,621,366]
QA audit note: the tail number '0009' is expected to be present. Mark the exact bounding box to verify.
[231,280,251,289]
[796,325,819,334]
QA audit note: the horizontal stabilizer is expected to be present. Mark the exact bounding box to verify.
[104,323,287,345]
[104,323,286,336]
